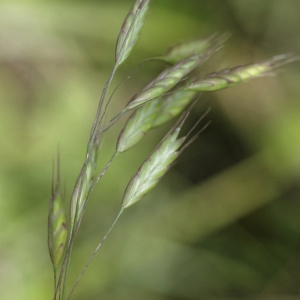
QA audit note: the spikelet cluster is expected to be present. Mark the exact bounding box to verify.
[117,90,197,153]
[115,34,229,152]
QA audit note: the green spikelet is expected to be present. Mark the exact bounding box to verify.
[125,54,209,111]
[117,90,197,153]
[103,46,221,132]
[186,54,296,92]
[115,0,150,66]
[159,33,229,64]
[121,111,199,209]
[48,158,68,266]
[152,90,197,128]
[117,100,160,153]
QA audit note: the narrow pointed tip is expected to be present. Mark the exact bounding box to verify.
[56,151,61,188]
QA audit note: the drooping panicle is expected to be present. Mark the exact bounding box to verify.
[115,0,150,66]
[185,54,297,92]
[48,157,68,266]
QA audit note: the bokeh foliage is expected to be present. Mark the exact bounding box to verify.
[0,0,300,299]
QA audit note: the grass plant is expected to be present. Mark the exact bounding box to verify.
[47,1,297,299]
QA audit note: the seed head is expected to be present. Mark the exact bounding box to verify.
[117,89,197,153]
[152,90,197,128]
[121,109,205,209]
[117,100,160,153]
[160,33,229,64]
[126,54,209,111]
[186,54,297,92]
[115,0,150,66]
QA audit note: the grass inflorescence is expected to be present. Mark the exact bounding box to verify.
[47,1,297,299]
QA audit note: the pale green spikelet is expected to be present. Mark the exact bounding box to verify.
[125,53,210,111]
[117,100,160,153]
[116,90,197,152]
[152,90,197,128]
[102,46,220,132]
[185,54,297,92]
[158,33,229,64]
[117,36,224,152]
[121,111,199,209]
[115,0,150,66]
[48,159,68,266]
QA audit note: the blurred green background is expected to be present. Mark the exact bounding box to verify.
[1,0,300,299]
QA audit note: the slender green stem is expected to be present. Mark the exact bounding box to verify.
[57,152,119,300]
[57,63,120,300]
[73,151,119,237]
[86,152,119,203]
[52,265,57,300]
[67,209,124,299]
[52,227,74,300]
[101,108,128,132]
[60,245,73,300]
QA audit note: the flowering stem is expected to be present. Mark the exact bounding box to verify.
[67,209,124,300]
